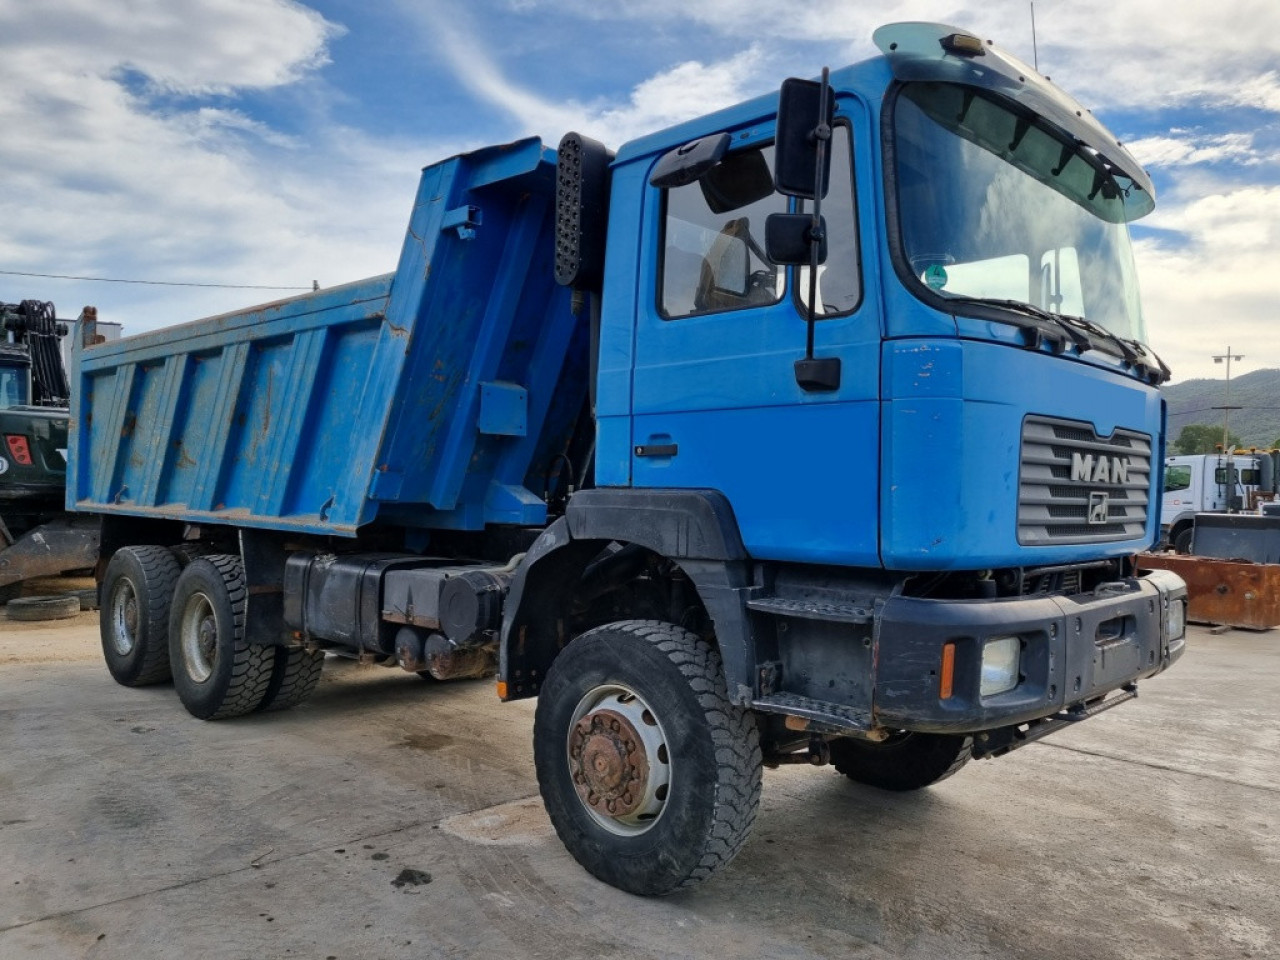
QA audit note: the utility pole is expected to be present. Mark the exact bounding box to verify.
[1213,347,1244,511]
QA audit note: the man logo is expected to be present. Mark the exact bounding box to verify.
[1087,491,1110,525]
[1072,452,1129,485]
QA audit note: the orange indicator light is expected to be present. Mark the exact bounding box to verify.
[940,642,956,700]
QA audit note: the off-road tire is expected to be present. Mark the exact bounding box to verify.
[100,545,182,685]
[8,594,81,621]
[534,619,762,896]
[257,646,325,712]
[829,731,974,791]
[169,555,273,720]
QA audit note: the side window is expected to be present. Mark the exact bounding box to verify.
[660,145,785,318]
[1163,465,1191,493]
[657,123,862,320]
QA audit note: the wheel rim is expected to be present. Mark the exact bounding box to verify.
[566,684,672,837]
[108,580,139,657]
[179,591,218,684]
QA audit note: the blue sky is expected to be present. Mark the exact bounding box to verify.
[1,0,1277,383]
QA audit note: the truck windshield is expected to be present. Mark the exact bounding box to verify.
[892,81,1148,345]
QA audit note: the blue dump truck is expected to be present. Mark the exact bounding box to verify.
[70,23,1187,895]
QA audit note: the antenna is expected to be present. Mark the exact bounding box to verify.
[1031,2,1040,71]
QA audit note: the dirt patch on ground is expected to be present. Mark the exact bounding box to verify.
[438,796,554,847]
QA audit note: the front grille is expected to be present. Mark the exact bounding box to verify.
[1018,415,1151,545]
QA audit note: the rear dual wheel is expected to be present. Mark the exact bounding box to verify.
[169,555,274,720]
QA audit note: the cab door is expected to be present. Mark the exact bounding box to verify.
[628,103,883,567]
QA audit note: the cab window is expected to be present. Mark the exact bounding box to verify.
[1163,465,1191,493]
[658,125,860,319]
[659,144,784,318]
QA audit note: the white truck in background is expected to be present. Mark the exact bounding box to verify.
[1162,453,1266,553]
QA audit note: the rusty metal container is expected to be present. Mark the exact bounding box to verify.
[1137,553,1280,630]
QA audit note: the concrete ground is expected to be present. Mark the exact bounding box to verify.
[1,594,1277,960]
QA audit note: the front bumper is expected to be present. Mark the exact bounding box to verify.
[873,568,1187,734]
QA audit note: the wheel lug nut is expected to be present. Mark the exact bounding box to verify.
[606,799,617,814]
[610,719,620,732]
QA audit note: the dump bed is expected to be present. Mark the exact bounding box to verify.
[68,139,588,537]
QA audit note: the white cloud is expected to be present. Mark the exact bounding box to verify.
[1136,185,1280,381]
[508,0,1280,117]
[1128,132,1263,168]
[0,1,447,330]
[0,0,340,94]
[403,3,770,147]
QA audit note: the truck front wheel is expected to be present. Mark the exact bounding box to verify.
[169,555,273,720]
[100,545,182,687]
[829,731,973,791]
[533,620,762,896]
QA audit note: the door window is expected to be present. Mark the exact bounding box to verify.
[658,125,860,319]
[1163,465,1191,493]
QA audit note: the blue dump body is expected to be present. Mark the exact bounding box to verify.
[68,139,589,537]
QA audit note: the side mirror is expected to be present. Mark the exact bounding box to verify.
[773,77,834,199]
[766,213,828,266]
[649,133,731,189]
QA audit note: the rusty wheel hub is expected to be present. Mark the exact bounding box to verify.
[569,709,650,817]
[566,685,672,836]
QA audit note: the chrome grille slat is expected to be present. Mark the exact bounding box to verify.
[1018,415,1152,545]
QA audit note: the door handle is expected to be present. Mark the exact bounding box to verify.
[635,443,678,457]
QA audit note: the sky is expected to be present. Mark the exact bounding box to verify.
[0,0,1277,384]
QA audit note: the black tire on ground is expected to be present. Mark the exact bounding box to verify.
[533,619,762,896]
[829,731,974,792]
[168,554,274,720]
[74,587,100,611]
[100,545,182,686]
[257,646,325,712]
[8,594,81,622]
[0,582,23,605]
[1173,527,1194,555]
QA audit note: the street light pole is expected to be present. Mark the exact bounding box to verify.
[1213,347,1244,511]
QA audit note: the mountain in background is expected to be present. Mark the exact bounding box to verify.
[1162,368,1280,449]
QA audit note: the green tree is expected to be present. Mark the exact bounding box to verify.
[1174,423,1240,454]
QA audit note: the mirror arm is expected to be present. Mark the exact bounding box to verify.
[803,68,831,363]
[793,67,840,393]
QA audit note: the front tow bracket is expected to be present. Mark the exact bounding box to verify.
[970,683,1138,760]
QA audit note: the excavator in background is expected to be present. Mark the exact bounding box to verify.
[0,299,99,603]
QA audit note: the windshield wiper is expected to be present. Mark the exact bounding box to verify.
[943,296,1171,384]
[943,296,1091,352]
[1053,313,1171,384]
